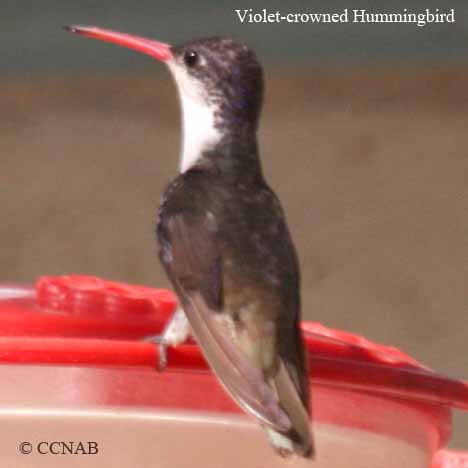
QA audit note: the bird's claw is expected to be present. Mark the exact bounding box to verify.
[143,334,168,372]
[143,307,191,372]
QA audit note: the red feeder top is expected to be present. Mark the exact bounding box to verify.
[0,275,466,408]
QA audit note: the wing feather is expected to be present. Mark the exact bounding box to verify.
[160,212,291,432]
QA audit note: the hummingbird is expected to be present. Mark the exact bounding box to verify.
[65,25,314,458]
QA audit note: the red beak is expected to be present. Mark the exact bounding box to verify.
[64,25,172,62]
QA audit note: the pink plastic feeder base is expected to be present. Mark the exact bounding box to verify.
[0,275,465,468]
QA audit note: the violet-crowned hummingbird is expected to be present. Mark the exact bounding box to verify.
[65,25,314,458]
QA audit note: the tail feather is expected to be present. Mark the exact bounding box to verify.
[267,359,314,458]
[265,427,313,459]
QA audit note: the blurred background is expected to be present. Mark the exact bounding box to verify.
[1,0,467,447]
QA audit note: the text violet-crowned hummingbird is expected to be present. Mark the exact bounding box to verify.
[66,25,313,458]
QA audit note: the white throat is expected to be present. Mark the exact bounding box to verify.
[167,60,223,173]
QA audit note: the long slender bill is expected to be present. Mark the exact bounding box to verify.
[64,25,172,62]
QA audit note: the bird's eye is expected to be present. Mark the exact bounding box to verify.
[183,50,199,68]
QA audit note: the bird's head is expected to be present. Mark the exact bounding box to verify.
[65,26,263,172]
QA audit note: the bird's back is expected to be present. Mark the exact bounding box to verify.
[157,168,312,457]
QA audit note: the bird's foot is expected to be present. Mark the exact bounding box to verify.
[161,306,192,347]
[142,333,169,371]
[143,307,191,371]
